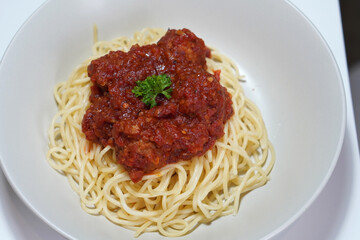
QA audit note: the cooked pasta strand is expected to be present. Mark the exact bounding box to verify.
[47,28,275,237]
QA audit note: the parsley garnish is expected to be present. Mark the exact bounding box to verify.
[132,74,173,108]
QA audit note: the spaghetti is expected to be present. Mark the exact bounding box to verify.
[47,28,275,237]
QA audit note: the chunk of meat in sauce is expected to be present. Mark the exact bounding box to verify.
[82,28,233,182]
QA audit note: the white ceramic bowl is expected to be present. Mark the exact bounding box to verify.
[0,0,346,239]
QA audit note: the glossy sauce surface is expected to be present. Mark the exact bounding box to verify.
[82,29,233,182]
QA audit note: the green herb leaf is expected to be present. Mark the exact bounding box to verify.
[132,74,173,108]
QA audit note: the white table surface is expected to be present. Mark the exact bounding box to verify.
[1,0,359,239]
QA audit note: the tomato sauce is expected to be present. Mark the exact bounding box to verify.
[82,29,233,182]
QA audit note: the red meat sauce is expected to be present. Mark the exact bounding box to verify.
[82,28,233,182]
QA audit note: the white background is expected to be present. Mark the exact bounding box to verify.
[0,0,359,239]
